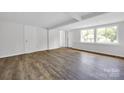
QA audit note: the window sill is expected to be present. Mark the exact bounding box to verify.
[79,42,120,46]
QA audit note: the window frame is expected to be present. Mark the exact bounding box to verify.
[80,25,119,45]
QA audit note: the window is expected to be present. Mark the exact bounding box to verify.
[81,25,118,44]
[96,26,118,43]
[81,29,95,43]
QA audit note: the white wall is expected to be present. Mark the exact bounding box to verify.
[68,22,124,57]
[0,21,24,58]
[0,21,49,58]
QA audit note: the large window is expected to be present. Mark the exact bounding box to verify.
[81,25,118,44]
[81,29,95,43]
[96,26,118,43]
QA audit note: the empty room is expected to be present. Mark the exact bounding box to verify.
[0,12,124,80]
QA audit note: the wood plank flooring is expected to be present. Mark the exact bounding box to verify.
[0,48,124,80]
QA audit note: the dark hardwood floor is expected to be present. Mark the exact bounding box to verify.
[0,48,124,80]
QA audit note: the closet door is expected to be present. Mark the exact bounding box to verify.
[60,31,66,47]
[41,29,47,50]
[37,28,47,51]
[68,31,73,47]
[24,25,37,53]
[49,30,60,49]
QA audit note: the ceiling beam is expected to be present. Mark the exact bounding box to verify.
[64,12,82,21]
[81,12,106,20]
[65,12,107,22]
[50,12,107,30]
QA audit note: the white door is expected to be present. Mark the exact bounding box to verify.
[68,31,73,47]
[60,31,66,47]
[41,29,48,50]
[37,28,48,51]
[24,25,37,53]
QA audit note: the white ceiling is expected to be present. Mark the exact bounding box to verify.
[54,12,124,31]
[0,12,105,29]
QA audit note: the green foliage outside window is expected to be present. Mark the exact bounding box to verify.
[96,26,117,43]
[81,26,118,43]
